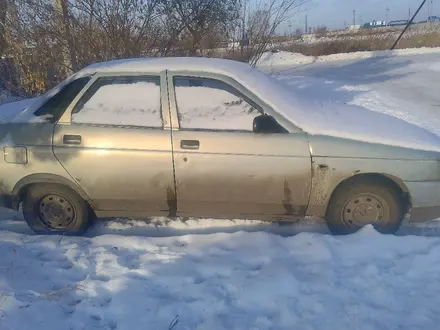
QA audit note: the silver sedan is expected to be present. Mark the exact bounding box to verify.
[1,57,440,235]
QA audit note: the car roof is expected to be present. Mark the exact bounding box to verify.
[78,57,253,76]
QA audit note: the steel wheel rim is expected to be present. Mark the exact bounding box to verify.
[341,193,390,227]
[38,194,75,230]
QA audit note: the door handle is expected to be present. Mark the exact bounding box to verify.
[63,134,82,145]
[180,140,200,150]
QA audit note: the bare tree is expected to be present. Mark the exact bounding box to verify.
[240,0,308,66]
[2,0,304,97]
[0,0,7,56]
[160,0,240,55]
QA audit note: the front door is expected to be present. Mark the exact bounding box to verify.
[167,73,312,221]
[53,73,176,216]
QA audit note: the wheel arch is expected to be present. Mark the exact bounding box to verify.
[327,173,412,214]
[12,174,94,209]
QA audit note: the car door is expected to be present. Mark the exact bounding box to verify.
[52,72,176,216]
[167,71,312,221]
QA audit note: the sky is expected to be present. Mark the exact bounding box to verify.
[288,0,437,31]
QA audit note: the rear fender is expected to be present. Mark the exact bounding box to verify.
[11,173,93,209]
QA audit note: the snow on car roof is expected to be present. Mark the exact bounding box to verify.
[79,57,252,75]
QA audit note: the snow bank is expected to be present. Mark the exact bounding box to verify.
[256,51,315,67]
[2,222,440,329]
[256,47,440,67]
[317,47,440,63]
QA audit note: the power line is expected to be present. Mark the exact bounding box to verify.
[391,0,428,50]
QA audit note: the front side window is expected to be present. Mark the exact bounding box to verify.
[34,77,91,122]
[72,76,162,128]
[174,77,262,131]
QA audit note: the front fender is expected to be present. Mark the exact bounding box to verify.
[306,157,418,217]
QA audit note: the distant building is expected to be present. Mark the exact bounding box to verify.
[348,25,361,31]
[388,20,409,27]
[363,20,387,28]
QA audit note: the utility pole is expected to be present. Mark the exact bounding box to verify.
[427,0,433,16]
[305,14,308,34]
[408,7,412,20]
[54,0,77,75]
[240,0,247,56]
[353,9,356,26]
[386,7,390,22]
[242,0,247,40]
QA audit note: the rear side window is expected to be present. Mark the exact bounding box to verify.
[71,76,162,128]
[34,77,91,122]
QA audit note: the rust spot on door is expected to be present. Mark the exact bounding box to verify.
[166,186,177,217]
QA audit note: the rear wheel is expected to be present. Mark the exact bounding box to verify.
[326,178,405,235]
[22,184,91,235]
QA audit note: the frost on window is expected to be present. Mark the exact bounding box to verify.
[174,77,261,131]
[72,77,162,128]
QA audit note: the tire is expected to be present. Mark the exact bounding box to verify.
[325,177,405,235]
[22,183,91,235]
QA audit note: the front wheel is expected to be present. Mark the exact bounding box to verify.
[325,178,405,235]
[22,184,91,235]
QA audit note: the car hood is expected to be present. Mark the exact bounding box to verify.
[308,134,440,160]
[282,99,440,153]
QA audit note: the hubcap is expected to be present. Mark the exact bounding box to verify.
[39,195,75,230]
[342,193,390,227]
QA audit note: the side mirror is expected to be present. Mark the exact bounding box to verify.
[253,114,285,134]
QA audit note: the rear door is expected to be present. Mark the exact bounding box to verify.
[167,72,312,220]
[53,72,176,216]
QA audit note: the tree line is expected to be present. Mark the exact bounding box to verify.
[0,0,306,96]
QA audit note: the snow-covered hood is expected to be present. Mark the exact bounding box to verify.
[0,74,81,124]
[0,97,41,123]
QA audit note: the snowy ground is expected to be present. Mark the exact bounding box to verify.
[3,50,440,329]
[2,210,440,330]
